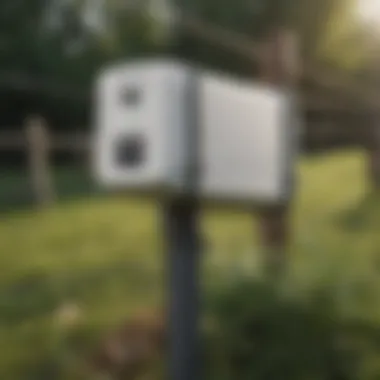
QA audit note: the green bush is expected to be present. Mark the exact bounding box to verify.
[204,267,380,380]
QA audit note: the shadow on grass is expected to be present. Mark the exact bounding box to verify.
[336,191,380,232]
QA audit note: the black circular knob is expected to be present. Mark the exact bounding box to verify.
[120,87,141,106]
[115,134,145,168]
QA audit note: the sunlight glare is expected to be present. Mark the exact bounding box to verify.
[358,0,380,27]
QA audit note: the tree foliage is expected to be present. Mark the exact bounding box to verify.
[0,0,377,130]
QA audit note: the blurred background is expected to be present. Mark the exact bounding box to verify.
[0,0,380,379]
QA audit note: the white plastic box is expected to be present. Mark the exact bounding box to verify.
[93,59,298,204]
[93,60,192,192]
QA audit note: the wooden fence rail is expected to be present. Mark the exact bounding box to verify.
[0,131,89,151]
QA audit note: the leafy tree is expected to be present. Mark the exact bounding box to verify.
[0,0,377,131]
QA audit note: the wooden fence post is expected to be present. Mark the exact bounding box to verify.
[25,115,55,207]
[258,27,299,274]
[369,113,380,190]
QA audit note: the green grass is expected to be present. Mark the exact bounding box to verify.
[0,149,379,379]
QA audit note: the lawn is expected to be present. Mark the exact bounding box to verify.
[0,149,379,379]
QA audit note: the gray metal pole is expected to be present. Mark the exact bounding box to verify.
[164,108,201,380]
[165,198,201,380]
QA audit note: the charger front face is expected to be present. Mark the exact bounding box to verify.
[93,60,191,192]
